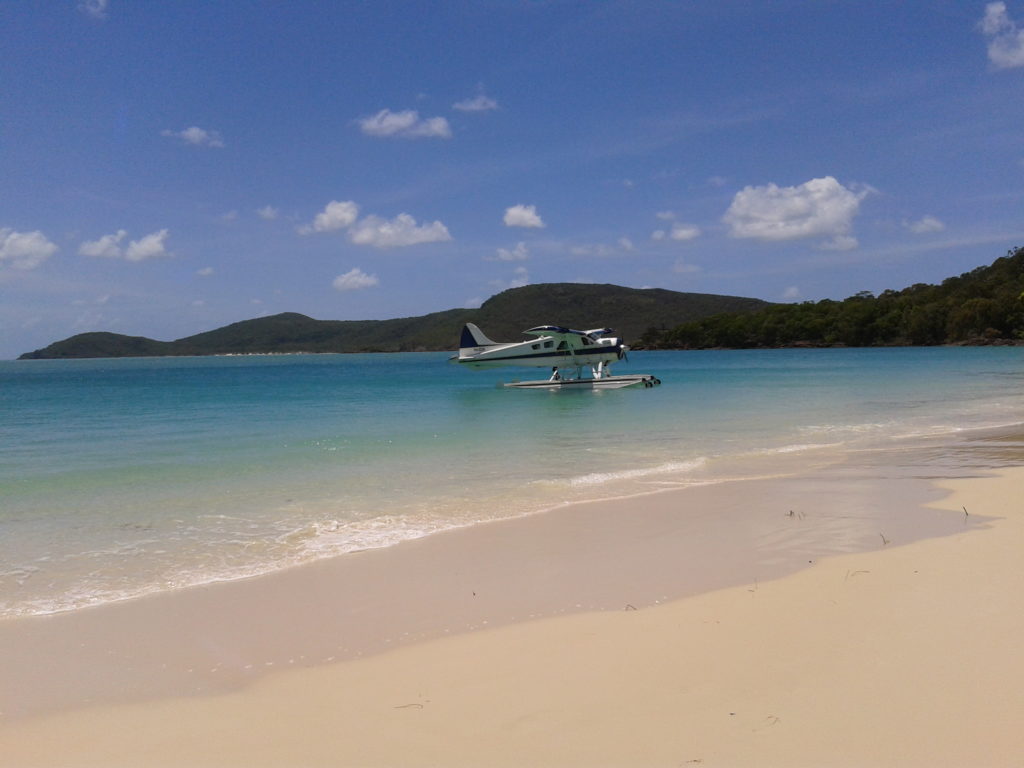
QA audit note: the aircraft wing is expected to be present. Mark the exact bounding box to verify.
[522,326,590,348]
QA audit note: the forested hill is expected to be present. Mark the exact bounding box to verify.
[639,247,1024,349]
[17,283,769,359]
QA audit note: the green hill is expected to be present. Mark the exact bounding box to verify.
[17,283,769,359]
[641,247,1024,349]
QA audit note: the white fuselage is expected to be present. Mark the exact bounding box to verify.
[453,331,624,370]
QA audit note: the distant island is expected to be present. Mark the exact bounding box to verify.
[19,248,1024,359]
[17,283,768,359]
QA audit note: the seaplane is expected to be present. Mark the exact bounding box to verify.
[450,323,661,390]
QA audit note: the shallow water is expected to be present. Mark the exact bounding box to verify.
[2,347,1023,618]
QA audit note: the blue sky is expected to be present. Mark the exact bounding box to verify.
[2,1,1023,358]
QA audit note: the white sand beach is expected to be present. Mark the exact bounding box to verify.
[1,450,1022,767]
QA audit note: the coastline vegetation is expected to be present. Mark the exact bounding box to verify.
[639,247,1024,349]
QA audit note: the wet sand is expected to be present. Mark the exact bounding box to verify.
[1,436,1021,766]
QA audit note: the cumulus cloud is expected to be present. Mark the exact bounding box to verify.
[358,109,452,139]
[125,229,170,262]
[655,211,676,221]
[979,2,1024,68]
[348,213,452,248]
[493,242,529,261]
[0,228,59,270]
[300,200,360,234]
[783,286,802,301]
[453,92,498,112]
[197,266,214,276]
[333,267,379,291]
[78,0,108,19]
[79,230,127,259]
[257,205,279,221]
[618,237,634,251]
[298,200,451,248]
[161,126,225,147]
[722,176,870,249]
[905,215,946,234]
[669,223,701,241]
[503,204,545,228]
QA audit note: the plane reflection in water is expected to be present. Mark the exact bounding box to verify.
[450,323,661,390]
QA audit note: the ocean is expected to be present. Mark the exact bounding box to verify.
[2,346,1023,619]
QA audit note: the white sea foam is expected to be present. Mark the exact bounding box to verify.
[562,457,709,487]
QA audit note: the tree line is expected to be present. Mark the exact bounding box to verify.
[640,247,1024,349]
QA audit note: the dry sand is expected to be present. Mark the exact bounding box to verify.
[1,456,1022,766]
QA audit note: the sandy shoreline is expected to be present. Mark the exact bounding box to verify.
[2,436,1022,766]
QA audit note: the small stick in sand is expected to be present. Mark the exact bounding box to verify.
[880,533,890,546]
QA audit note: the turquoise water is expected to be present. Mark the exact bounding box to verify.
[2,347,1024,618]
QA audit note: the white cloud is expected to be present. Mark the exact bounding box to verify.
[493,242,529,261]
[221,210,239,222]
[161,126,225,148]
[348,213,452,248]
[300,200,360,234]
[0,228,59,270]
[453,92,498,112]
[782,286,802,301]
[197,266,214,276]
[980,2,1024,68]
[655,211,676,221]
[125,229,170,262]
[722,176,870,248]
[651,230,666,241]
[905,215,946,234]
[464,296,483,309]
[669,223,701,241]
[257,205,279,221]
[503,204,545,228]
[358,109,452,139]
[618,237,634,251]
[333,267,379,291]
[78,0,108,19]
[79,230,127,259]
